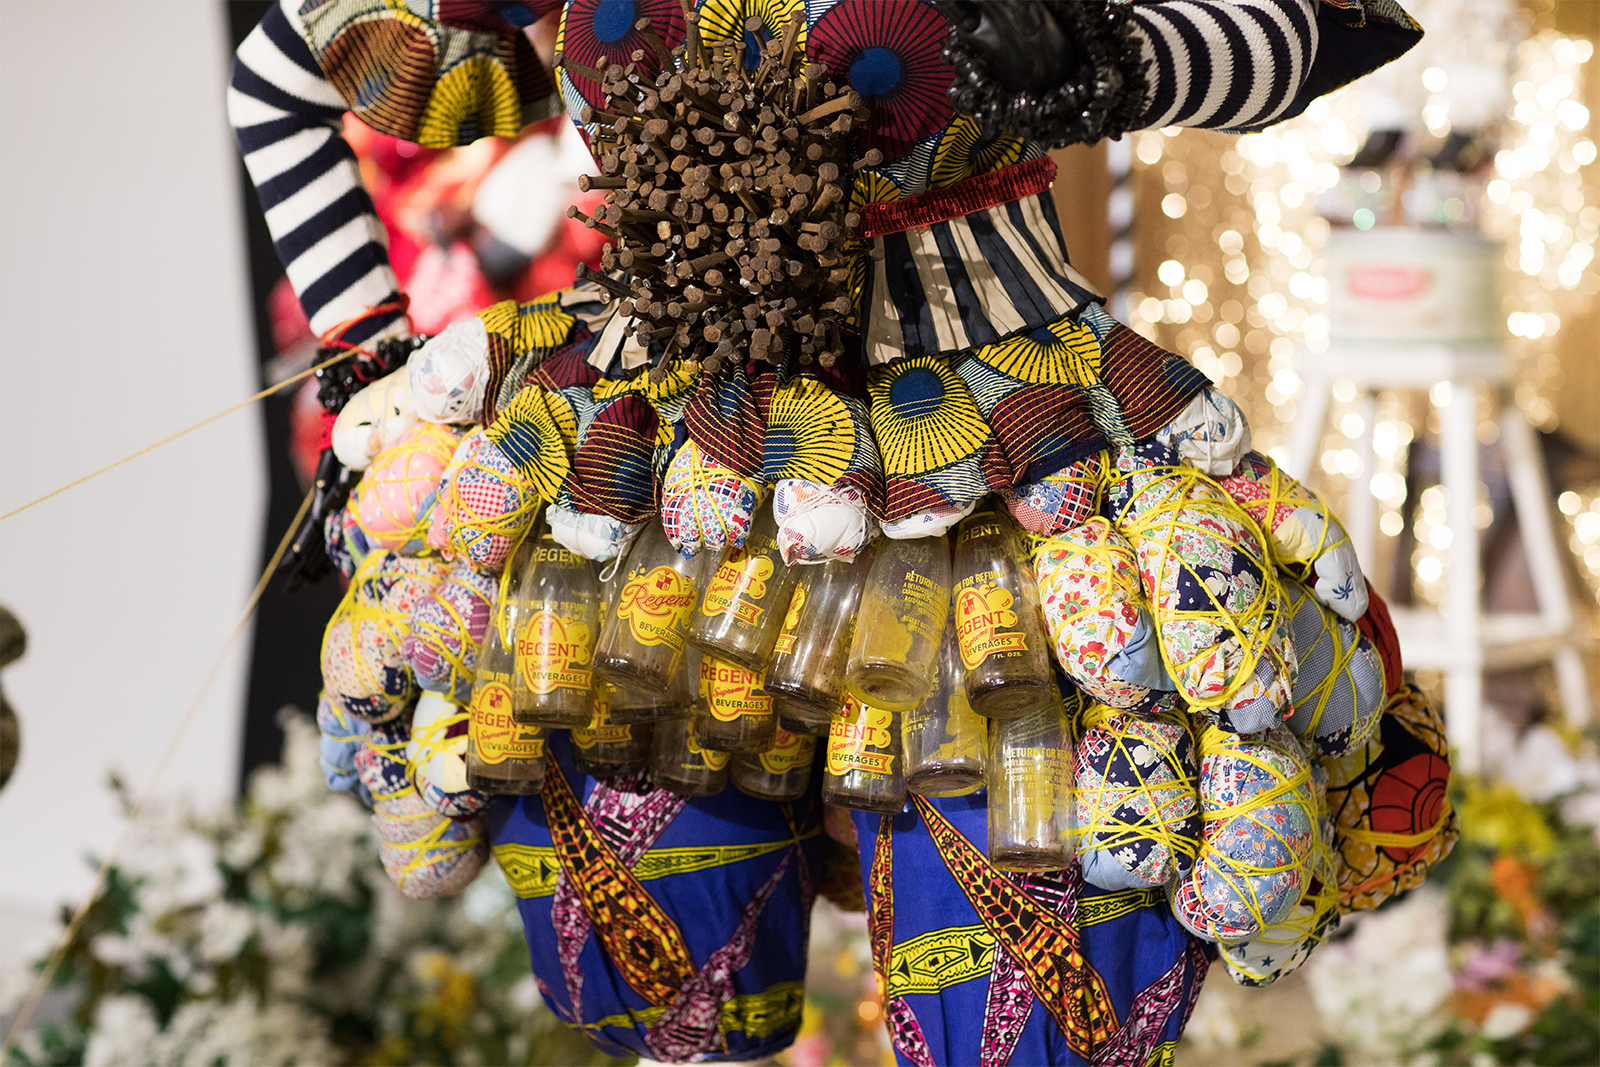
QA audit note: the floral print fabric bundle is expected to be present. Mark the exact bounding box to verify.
[1074,706,1202,891]
[320,551,447,723]
[1168,725,1318,944]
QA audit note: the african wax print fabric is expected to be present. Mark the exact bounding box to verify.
[852,793,1208,1067]
[486,733,824,1062]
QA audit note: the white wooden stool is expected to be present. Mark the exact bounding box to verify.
[1289,343,1593,776]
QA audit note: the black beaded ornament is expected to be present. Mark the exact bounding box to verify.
[940,0,1150,149]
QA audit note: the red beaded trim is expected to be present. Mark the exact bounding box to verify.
[858,157,1057,239]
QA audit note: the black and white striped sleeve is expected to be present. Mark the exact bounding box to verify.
[228,0,409,347]
[1128,0,1320,132]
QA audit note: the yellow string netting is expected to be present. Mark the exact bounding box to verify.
[1075,701,1202,890]
[1322,684,1458,913]
[1281,578,1387,756]
[321,551,448,723]
[1216,452,1354,580]
[431,428,543,573]
[351,422,462,553]
[1108,461,1294,716]
[1168,724,1319,944]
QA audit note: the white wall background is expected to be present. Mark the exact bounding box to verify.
[0,1,262,964]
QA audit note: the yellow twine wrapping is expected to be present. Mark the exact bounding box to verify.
[1281,579,1384,750]
[379,794,482,877]
[321,552,446,718]
[351,422,460,552]
[1170,726,1320,942]
[663,439,767,550]
[1109,463,1289,714]
[403,704,471,791]
[1222,454,1354,577]
[1075,703,1201,874]
[433,430,542,570]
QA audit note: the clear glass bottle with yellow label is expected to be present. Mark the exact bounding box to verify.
[595,523,708,692]
[845,537,951,712]
[732,728,816,801]
[687,507,797,672]
[467,544,550,793]
[777,704,832,737]
[650,713,730,796]
[512,527,599,727]
[952,508,1054,718]
[821,696,906,813]
[764,550,873,728]
[904,623,987,797]
[986,689,1076,871]
[692,654,777,753]
[570,687,655,779]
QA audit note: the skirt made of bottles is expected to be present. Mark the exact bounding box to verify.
[852,792,1209,1067]
[485,732,824,1062]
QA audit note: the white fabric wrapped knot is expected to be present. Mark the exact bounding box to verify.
[881,499,977,541]
[332,369,418,471]
[772,479,878,564]
[547,503,644,562]
[407,317,491,425]
[1156,387,1252,476]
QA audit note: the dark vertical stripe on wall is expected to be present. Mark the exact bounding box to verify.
[226,0,347,791]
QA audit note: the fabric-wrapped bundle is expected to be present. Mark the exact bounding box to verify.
[1169,725,1318,944]
[350,421,462,554]
[1216,451,1367,621]
[1075,704,1201,891]
[659,439,764,557]
[772,479,877,564]
[1154,387,1252,476]
[1282,578,1387,757]
[1217,763,1340,986]
[545,503,642,562]
[357,714,488,898]
[324,504,371,581]
[1002,451,1105,536]
[316,692,371,802]
[405,691,486,820]
[1323,684,1458,913]
[427,429,540,573]
[1033,517,1174,712]
[321,550,448,723]
[1107,442,1297,733]
[403,558,497,704]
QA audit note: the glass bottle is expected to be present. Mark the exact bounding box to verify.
[603,665,692,725]
[904,623,987,797]
[986,690,1076,871]
[821,695,906,814]
[512,526,600,727]
[732,728,816,801]
[650,713,730,797]
[764,550,873,727]
[687,507,798,672]
[952,508,1054,718]
[693,654,777,753]
[777,704,832,737]
[571,687,654,779]
[845,537,951,712]
[595,522,707,692]
[467,546,549,793]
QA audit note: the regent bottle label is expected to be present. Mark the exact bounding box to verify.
[617,565,696,649]
[572,693,631,749]
[687,734,731,770]
[518,608,594,694]
[827,698,895,775]
[470,678,545,764]
[700,657,772,722]
[758,729,813,774]
[955,576,1029,669]
[772,584,807,655]
[700,544,775,625]
[957,515,1004,544]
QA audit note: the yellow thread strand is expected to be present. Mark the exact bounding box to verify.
[1,350,357,524]
[1340,805,1453,848]
[1075,708,1200,866]
[1109,462,1288,713]
[405,706,470,787]
[0,487,314,1060]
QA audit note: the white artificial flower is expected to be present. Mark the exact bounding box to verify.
[198,901,256,962]
[1480,1002,1534,1040]
[83,995,160,1067]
